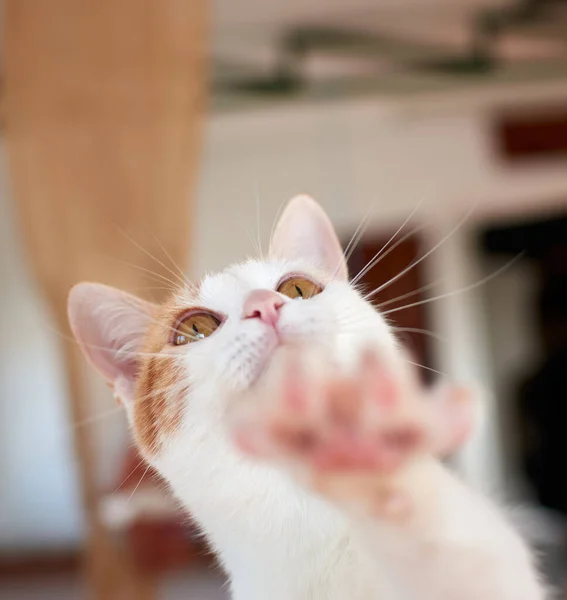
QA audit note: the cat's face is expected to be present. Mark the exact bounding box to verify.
[68,196,395,459]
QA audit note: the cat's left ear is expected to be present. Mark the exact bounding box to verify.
[270,195,348,281]
[68,283,158,409]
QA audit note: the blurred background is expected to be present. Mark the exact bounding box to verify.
[1,0,567,598]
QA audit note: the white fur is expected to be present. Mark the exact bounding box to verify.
[147,257,545,600]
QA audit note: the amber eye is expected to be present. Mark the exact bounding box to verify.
[173,312,221,346]
[277,276,322,300]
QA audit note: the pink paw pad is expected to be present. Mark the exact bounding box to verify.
[230,350,475,517]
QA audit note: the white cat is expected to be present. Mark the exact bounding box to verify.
[68,195,546,599]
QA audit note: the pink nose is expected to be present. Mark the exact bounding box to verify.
[243,289,284,326]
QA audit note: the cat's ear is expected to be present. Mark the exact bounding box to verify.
[270,195,348,280]
[68,283,157,405]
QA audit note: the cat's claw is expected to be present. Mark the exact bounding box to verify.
[232,350,474,519]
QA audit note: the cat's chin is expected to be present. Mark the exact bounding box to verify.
[249,340,306,390]
[248,344,283,389]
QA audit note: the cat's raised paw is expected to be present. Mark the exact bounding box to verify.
[231,349,474,517]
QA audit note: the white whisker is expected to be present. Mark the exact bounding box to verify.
[393,327,447,342]
[356,224,425,291]
[114,457,147,494]
[135,380,189,406]
[405,359,446,376]
[113,225,189,290]
[74,405,124,428]
[151,233,193,290]
[74,381,188,430]
[47,323,183,361]
[103,256,179,292]
[246,226,262,257]
[373,279,441,309]
[351,199,425,286]
[255,181,264,260]
[126,463,152,505]
[339,212,371,277]
[365,203,478,301]
[382,253,524,317]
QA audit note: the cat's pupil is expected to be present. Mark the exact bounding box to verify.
[172,312,219,346]
[295,285,303,298]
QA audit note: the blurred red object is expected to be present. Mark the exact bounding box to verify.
[114,447,211,572]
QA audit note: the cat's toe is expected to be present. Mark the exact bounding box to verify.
[429,385,475,457]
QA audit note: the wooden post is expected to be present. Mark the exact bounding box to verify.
[3,2,208,597]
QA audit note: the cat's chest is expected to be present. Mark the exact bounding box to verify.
[229,567,389,600]
[221,534,391,600]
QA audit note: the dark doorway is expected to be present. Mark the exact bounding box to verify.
[346,232,434,382]
[481,211,567,516]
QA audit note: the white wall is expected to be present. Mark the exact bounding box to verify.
[195,88,567,279]
[2,83,567,550]
[0,145,83,552]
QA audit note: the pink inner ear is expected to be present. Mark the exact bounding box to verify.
[270,195,348,281]
[73,307,139,382]
[68,283,156,389]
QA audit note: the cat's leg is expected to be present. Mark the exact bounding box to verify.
[230,351,546,600]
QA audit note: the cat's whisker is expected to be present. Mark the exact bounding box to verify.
[123,349,184,360]
[339,212,371,278]
[381,253,524,317]
[45,322,179,360]
[246,226,263,258]
[365,202,478,301]
[370,279,442,308]
[74,405,125,428]
[354,223,426,290]
[113,225,190,290]
[405,359,446,376]
[350,199,425,286]
[151,233,195,291]
[74,381,188,430]
[254,181,264,261]
[103,256,179,292]
[393,327,447,343]
[331,309,443,342]
[114,457,149,494]
[134,381,189,408]
[126,463,152,505]
[130,285,180,294]
[119,295,184,338]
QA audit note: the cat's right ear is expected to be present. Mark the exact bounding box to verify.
[270,195,348,280]
[68,283,157,406]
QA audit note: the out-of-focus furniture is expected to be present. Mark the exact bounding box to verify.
[101,448,211,574]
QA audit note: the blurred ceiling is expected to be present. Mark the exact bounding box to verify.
[1,1,566,112]
[212,0,567,106]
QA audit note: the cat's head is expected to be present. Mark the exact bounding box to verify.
[68,196,395,459]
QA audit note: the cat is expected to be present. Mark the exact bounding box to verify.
[68,195,546,599]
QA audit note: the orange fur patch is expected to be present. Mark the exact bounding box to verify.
[133,295,195,455]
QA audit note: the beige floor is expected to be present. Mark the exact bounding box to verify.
[0,566,229,599]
